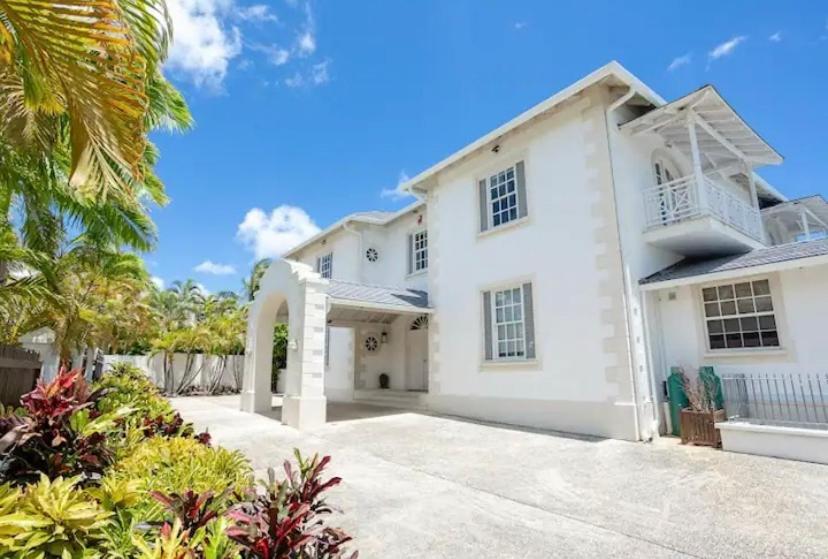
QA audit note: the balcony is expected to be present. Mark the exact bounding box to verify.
[643,175,765,256]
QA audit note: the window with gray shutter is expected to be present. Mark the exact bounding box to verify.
[480,161,527,232]
[484,282,536,361]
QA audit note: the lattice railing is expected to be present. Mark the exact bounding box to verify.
[643,175,762,242]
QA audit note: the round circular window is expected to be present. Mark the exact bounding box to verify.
[364,335,379,352]
[366,247,379,262]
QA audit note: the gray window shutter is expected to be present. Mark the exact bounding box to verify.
[522,282,535,359]
[478,179,489,232]
[516,160,528,219]
[315,256,321,273]
[483,291,493,360]
[328,253,333,278]
[407,234,413,275]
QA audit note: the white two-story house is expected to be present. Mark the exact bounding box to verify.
[241,61,828,441]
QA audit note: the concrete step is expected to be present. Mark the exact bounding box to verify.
[353,389,428,410]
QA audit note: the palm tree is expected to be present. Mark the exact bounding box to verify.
[243,258,272,301]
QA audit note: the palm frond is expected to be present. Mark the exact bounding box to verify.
[0,0,149,197]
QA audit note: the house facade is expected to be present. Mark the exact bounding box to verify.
[242,61,828,441]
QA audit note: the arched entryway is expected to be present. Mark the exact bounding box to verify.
[241,259,329,430]
[405,315,429,391]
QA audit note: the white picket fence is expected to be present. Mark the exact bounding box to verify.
[103,353,245,393]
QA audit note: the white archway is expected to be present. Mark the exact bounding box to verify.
[241,259,329,430]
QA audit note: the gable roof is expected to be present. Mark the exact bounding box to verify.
[620,85,783,167]
[282,200,425,259]
[640,239,828,288]
[399,61,665,193]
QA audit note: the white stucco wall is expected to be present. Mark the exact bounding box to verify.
[652,263,828,377]
[324,326,355,401]
[103,353,244,391]
[290,206,428,292]
[421,86,645,439]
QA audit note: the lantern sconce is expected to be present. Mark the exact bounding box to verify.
[380,331,388,345]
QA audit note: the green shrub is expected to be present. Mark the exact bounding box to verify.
[0,475,111,558]
[105,437,252,521]
[95,363,173,420]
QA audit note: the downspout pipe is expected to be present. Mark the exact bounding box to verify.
[603,86,651,441]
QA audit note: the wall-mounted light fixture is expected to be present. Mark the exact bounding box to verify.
[380,331,388,344]
[287,339,298,350]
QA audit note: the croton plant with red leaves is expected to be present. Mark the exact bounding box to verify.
[0,368,114,484]
[226,450,357,559]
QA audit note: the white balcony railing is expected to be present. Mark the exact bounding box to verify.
[643,175,763,242]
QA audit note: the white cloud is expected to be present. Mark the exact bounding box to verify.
[769,31,782,42]
[249,43,291,66]
[708,35,747,61]
[237,4,278,22]
[151,276,165,290]
[237,206,321,259]
[513,21,527,30]
[380,170,414,200]
[284,60,330,88]
[297,31,316,55]
[667,53,692,71]
[194,260,237,275]
[165,0,243,89]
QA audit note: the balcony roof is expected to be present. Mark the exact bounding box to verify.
[620,85,783,168]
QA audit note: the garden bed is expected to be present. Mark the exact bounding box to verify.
[0,362,356,558]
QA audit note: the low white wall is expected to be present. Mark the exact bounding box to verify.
[104,353,244,392]
[718,421,828,465]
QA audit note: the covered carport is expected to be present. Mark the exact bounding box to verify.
[241,259,431,430]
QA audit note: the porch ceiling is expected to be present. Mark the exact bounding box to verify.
[621,85,783,170]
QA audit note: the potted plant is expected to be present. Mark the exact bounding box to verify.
[679,368,727,447]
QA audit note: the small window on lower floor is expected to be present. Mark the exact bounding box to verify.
[701,279,780,350]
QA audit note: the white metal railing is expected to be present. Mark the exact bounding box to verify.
[643,175,763,242]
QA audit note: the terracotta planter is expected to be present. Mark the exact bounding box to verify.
[680,408,727,447]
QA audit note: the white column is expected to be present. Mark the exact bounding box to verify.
[687,113,707,212]
[281,277,328,430]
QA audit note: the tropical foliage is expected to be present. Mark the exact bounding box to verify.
[0,364,356,558]
[0,0,191,362]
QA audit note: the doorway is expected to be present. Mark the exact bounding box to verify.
[406,315,429,392]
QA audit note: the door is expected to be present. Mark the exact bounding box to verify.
[406,327,428,391]
[653,157,684,224]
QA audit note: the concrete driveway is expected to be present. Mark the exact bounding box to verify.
[172,396,828,558]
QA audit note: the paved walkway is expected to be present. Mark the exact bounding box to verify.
[172,396,828,558]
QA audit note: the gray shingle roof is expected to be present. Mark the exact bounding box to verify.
[641,239,828,285]
[327,279,429,310]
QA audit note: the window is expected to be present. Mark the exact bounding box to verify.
[488,166,519,227]
[701,279,779,350]
[412,230,428,272]
[478,161,527,233]
[493,286,525,358]
[316,253,332,279]
[365,247,379,262]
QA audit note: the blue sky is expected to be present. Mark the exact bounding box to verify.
[149,0,828,293]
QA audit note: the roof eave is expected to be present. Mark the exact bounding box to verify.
[400,61,664,193]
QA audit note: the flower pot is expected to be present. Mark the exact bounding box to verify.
[680,408,727,447]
